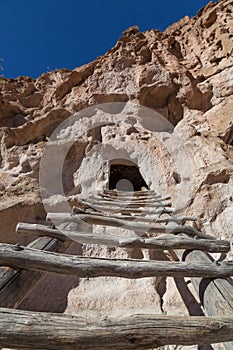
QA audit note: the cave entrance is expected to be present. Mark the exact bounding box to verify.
[108,163,148,192]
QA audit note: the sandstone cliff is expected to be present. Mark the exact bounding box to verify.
[0,1,232,348]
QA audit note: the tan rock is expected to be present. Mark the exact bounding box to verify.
[0,2,232,347]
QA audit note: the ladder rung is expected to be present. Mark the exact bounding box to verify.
[16,223,230,253]
[0,308,232,349]
[0,243,233,279]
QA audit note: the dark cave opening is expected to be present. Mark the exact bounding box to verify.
[108,164,148,192]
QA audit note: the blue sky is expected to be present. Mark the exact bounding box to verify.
[0,0,216,78]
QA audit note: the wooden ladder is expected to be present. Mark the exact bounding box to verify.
[0,189,233,349]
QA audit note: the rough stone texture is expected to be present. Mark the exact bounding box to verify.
[0,0,232,348]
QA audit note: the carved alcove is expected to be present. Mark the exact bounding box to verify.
[108,159,148,192]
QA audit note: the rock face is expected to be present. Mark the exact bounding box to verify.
[0,0,232,348]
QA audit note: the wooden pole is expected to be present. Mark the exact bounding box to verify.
[17,223,230,253]
[0,308,233,349]
[74,200,175,215]
[92,194,171,203]
[103,189,156,196]
[78,199,173,211]
[89,197,171,205]
[0,236,69,308]
[0,243,233,279]
[46,212,215,239]
[16,223,67,242]
[90,200,172,209]
[179,250,233,313]
[174,247,233,350]
[98,192,163,200]
[72,206,196,225]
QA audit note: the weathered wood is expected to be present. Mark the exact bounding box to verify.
[99,192,163,201]
[17,223,230,253]
[47,212,214,239]
[174,248,233,350]
[0,236,69,308]
[74,202,175,215]
[90,202,172,210]
[183,250,233,314]
[79,199,173,211]
[95,193,171,200]
[89,200,173,209]
[76,199,174,213]
[16,223,67,242]
[91,195,172,204]
[72,206,197,225]
[103,189,156,196]
[0,308,233,349]
[0,243,233,279]
[99,192,165,201]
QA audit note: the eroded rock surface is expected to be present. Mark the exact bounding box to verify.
[0,1,232,347]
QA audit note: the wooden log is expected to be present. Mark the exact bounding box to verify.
[72,206,197,225]
[91,194,172,204]
[47,212,214,239]
[17,223,230,253]
[174,248,233,350]
[100,192,163,200]
[78,200,172,213]
[90,200,171,208]
[0,308,233,349]
[103,189,156,196]
[74,202,175,215]
[0,243,233,279]
[76,199,171,212]
[99,192,163,200]
[89,200,173,209]
[183,250,233,315]
[16,223,67,242]
[0,236,69,308]
[94,193,170,200]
